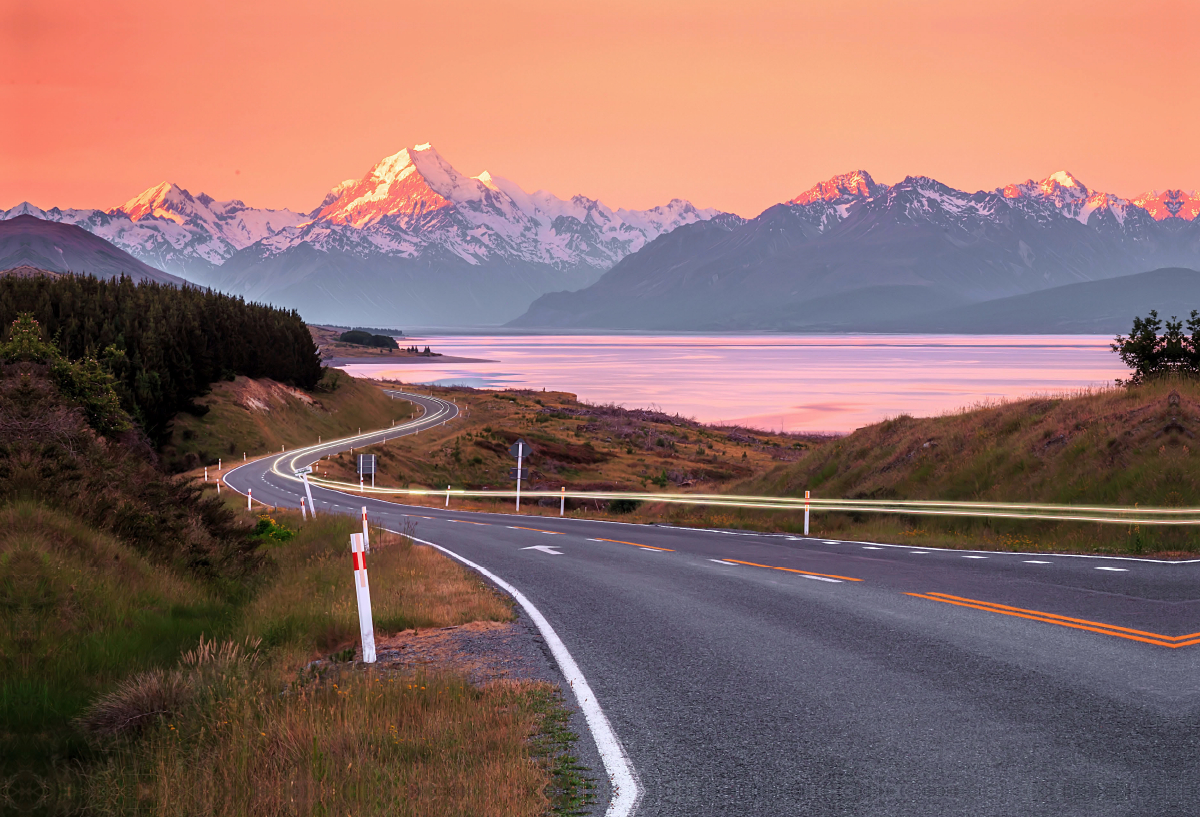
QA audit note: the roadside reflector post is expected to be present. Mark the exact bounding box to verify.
[804,490,810,536]
[446,485,451,507]
[361,506,370,553]
[204,467,208,482]
[248,489,252,511]
[217,481,220,495]
[349,533,376,663]
[300,497,307,520]
[360,476,364,494]
[516,445,523,511]
[244,452,246,461]
[561,486,565,516]
[218,458,221,470]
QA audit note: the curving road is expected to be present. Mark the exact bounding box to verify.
[226,390,1200,817]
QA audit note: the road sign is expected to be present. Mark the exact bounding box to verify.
[509,440,531,459]
[294,466,312,476]
[358,454,376,475]
[509,467,529,480]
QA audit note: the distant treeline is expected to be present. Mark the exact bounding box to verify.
[328,325,405,337]
[338,330,397,348]
[0,275,322,444]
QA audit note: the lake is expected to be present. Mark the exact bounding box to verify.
[339,335,1127,433]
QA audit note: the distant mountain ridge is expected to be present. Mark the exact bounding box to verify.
[3,144,720,325]
[0,215,182,285]
[512,169,1200,331]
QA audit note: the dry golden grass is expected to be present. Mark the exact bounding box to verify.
[235,513,513,661]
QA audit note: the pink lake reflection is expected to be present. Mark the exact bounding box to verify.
[340,335,1127,433]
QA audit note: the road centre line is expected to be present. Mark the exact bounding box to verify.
[508,526,564,535]
[1023,560,1052,564]
[1096,566,1128,572]
[709,559,738,565]
[588,537,674,552]
[399,533,640,817]
[907,591,1200,648]
[725,559,862,582]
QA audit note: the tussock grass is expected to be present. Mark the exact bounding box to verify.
[85,666,555,817]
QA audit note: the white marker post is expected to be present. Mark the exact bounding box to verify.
[349,533,376,663]
[446,485,451,507]
[361,506,370,553]
[300,497,307,520]
[218,458,221,470]
[560,486,565,516]
[516,444,524,511]
[247,489,253,511]
[204,467,208,482]
[804,490,810,536]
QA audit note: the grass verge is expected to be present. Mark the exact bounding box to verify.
[66,511,593,816]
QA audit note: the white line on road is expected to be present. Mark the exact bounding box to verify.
[1096,566,1128,572]
[522,545,563,555]
[1023,560,1053,564]
[862,546,883,550]
[802,575,842,583]
[961,555,988,559]
[709,559,738,565]
[405,534,641,817]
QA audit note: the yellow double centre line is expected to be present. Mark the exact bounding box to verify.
[908,592,1200,648]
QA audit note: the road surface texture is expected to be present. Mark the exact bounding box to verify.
[226,390,1199,816]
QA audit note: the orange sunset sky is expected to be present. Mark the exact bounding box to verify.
[2,0,1196,217]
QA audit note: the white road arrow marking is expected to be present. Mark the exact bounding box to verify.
[522,545,563,555]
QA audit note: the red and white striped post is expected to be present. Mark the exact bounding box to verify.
[560,486,565,516]
[804,490,810,536]
[349,533,376,663]
[361,506,370,553]
[300,497,307,520]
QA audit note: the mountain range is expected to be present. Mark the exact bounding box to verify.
[2,144,718,326]
[513,170,1200,330]
[5,152,1200,331]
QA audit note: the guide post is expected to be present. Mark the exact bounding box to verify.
[295,466,316,518]
[509,440,531,511]
[349,533,376,663]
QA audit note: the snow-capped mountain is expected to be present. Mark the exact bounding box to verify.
[1,187,307,279]
[2,143,722,324]
[513,169,1200,331]
[281,143,720,270]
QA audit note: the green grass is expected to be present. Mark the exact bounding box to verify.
[0,501,232,808]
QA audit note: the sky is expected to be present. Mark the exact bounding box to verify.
[2,0,1196,217]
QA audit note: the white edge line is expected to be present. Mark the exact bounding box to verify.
[405,533,641,817]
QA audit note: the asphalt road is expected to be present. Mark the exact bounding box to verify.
[226,390,1200,816]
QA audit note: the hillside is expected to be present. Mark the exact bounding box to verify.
[730,379,1200,555]
[164,370,419,471]
[0,214,182,283]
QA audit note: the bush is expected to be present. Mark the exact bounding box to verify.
[609,498,642,514]
[339,330,396,348]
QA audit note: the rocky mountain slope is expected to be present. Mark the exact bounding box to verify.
[512,171,1200,331]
